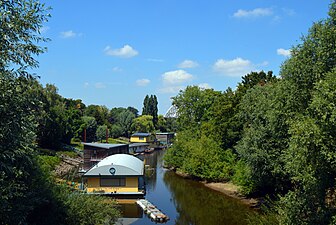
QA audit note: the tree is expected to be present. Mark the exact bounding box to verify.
[127,106,139,118]
[108,107,137,137]
[0,0,50,223]
[85,105,109,126]
[0,0,50,76]
[142,95,150,115]
[117,110,135,137]
[131,115,155,133]
[110,125,123,138]
[142,94,158,128]
[81,116,97,142]
[172,86,221,130]
[235,81,296,195]
[157,115,167,132]
[280,2,336,111]
[96,125,108,142]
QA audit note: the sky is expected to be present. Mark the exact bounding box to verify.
[36,0,331,115]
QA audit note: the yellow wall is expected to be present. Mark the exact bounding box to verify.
[86,177,139,193]
[130,136,154,143]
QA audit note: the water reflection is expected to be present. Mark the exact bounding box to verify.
[164,170,255,225]
[121,151,257,225]
[138,153,158,193]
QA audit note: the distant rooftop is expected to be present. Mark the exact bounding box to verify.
[83,143,128,149]
[156,132,175,135]
[131,132,151,137]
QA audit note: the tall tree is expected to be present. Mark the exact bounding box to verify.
[142,95,150,115]
[0,0,50,223]
[142,94,159,128]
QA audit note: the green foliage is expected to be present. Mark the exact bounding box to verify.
[80,116,97,142]
[131,115,155,133]
[96,125,108,142]
[231,160,256,195]
[142,94,159,128]
[0,0,50,75]
[56,151,78,158]
[235,82,295,195]
[36,84,84,149]
[173,86,221,130]
[37,155,61,173]
[62,191,120,225]
[0,76,41,224]
[157,114,167,132]
[117,110,135,137]
[165,130,236,181]
[110,124,123,138]
[280,2,336,110]
[108,107,137,137]
[84,105,109,126]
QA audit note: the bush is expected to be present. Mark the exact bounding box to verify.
[232,160,256,195]
[37,155,61,173]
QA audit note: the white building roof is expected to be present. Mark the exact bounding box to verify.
[84,154,144,177]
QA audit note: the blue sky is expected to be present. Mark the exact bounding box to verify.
[37,0,331,114]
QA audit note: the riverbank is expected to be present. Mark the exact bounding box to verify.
[202,182,260,208]
[175,170,260,208]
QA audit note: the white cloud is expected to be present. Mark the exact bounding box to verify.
[178,60,199,68]
[233,8,273,18]
[104,45,138,58]
[162,70,193,84]
[213,58,253,77]
[60,30,79,38]
[159,86,185,94]
[198,83,212,89]
[136,79,150,86]
[94,82,106,89]
[277,48,291,57]
[147,58,164,62]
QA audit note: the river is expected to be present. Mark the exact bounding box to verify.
[117,150,257,225]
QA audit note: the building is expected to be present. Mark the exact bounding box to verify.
[83,154,145,195]
[155,132,175,146]
[83,143,129,170]
[130,133,155,143]
[129,143,150,154]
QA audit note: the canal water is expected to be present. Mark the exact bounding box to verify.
[117,150,257,225]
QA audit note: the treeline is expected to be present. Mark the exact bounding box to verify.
[31,83,176,149]
[165,2,336,224]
